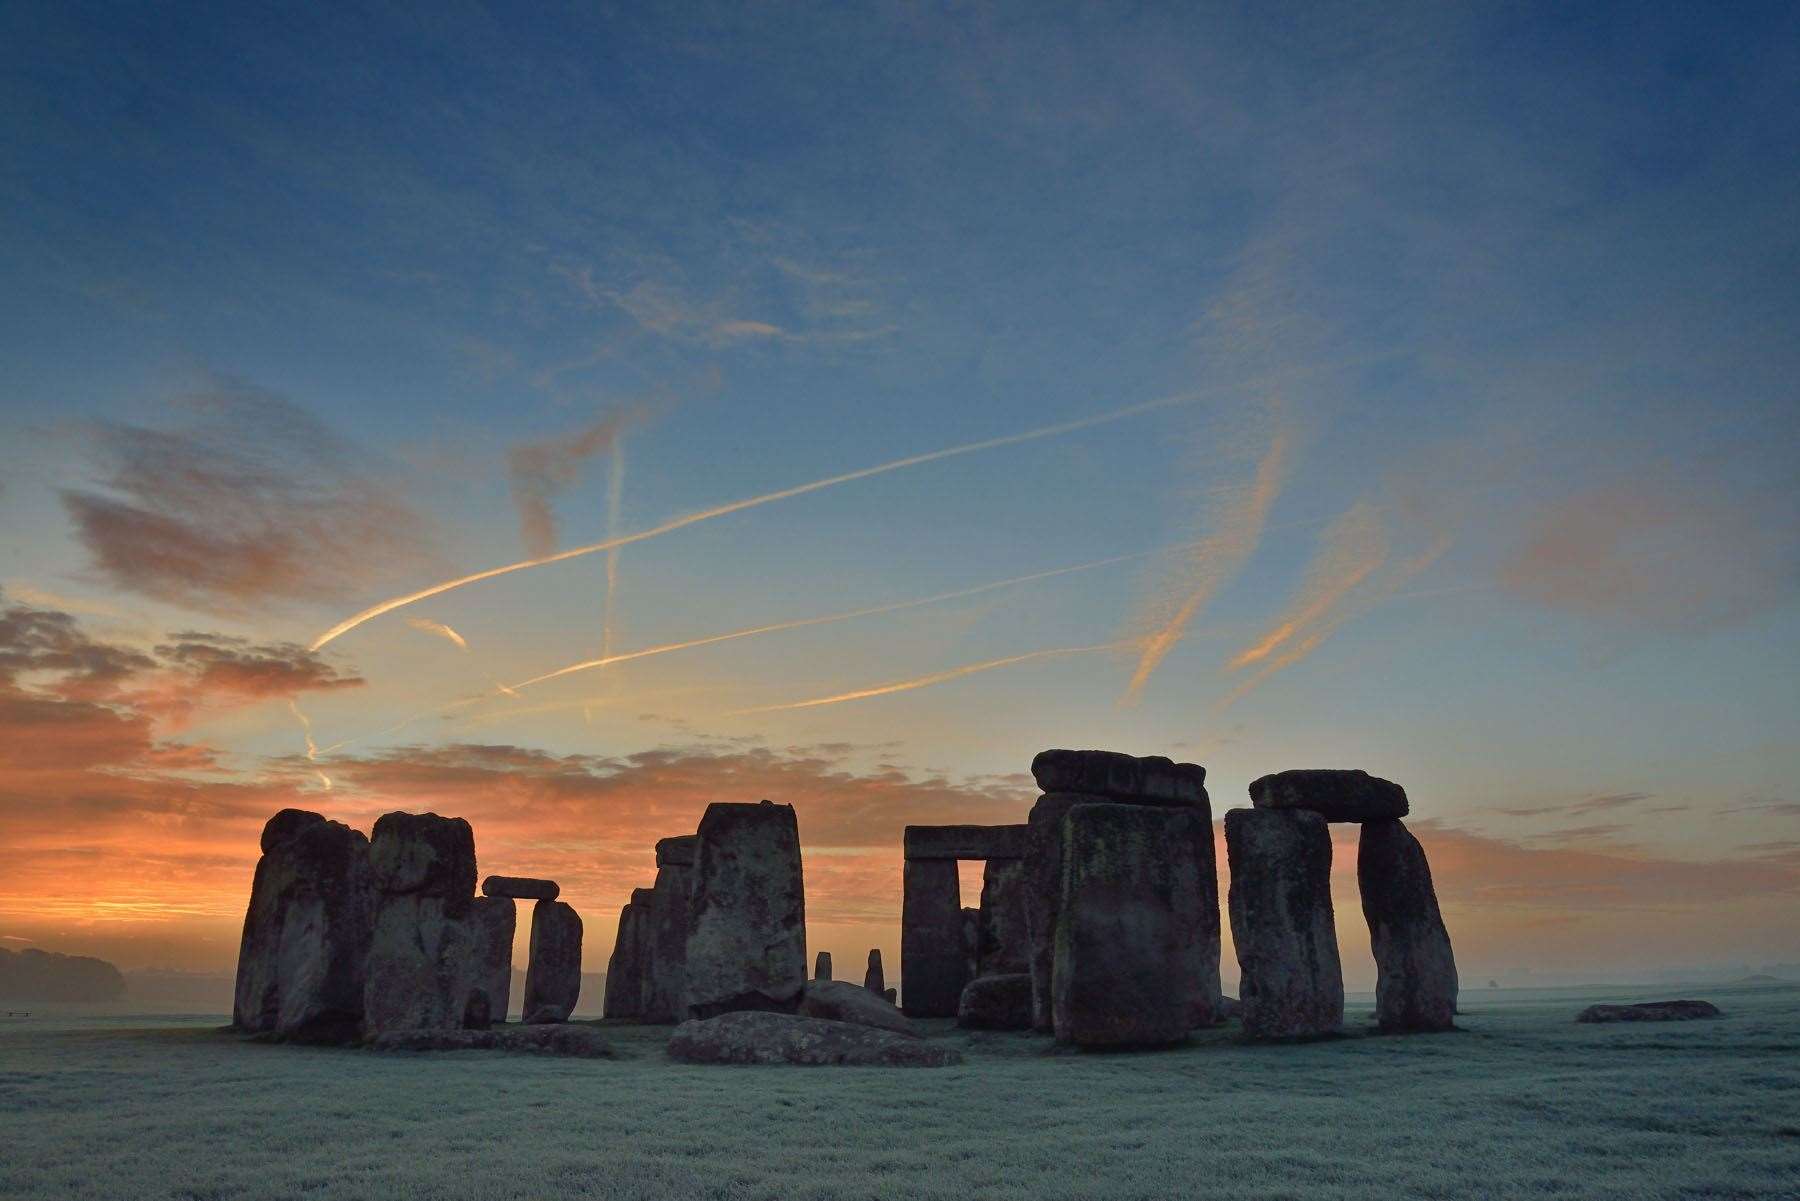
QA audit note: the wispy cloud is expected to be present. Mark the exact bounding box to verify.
[731,641,1132,715]
[507,407,647,558]
[59,379,437,614]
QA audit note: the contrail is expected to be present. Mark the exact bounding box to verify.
[729,641,1135,715]
[310,390,1208,650]
[287,699,333,791]
[1120,420,1291,704]
[405,617,469,650]
[601,436,625,659]
[506,543,1197,692]
[1227,501,1387,670]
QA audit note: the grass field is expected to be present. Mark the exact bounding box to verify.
[4,982,1798,1200]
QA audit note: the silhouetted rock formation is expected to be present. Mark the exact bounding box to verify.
[900,858,964,1017]
[1226,808,1343,1039]
[814,951,832,981]
[797,979,919,1037]
[233,809,374,1040]
[363,811,480,1037]
[1052,803,1217,1046]
[1359,819,1457,1032]
[667,1011,961,1066]
[1249,769,1408,823]
[523,899,583,1023]
[957,972,1032,1030]
[1576,999,1720,1023]
[864,948,884,994]
[481,876,558,901]
[602,892,649,1019]
[0,947,126,1003]
[1030,749,1207,804]
[682,800,806,1019]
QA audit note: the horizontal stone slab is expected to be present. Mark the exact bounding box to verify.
[1030,750,1206,804]
[655,835,697,867]
[481,875,559,900]
[903,824,1030,861]
[1249,769,1408,822]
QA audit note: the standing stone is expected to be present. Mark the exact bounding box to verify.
[864,949,885,995]
[233,809,375,1040]
[1022,791,1101,1031]
[814,951,833,981]
[900,858,964,1018]
[1359,819,1457,1032]
[961,907,980,984]
[463,895,516,1027]
[602,896,647,1019]
[642,835,697,1023]
[1226,807,1343,1039]
[1051,803,1216,1046]
[1249,769,1408,823]
[977,858,1030,977]
[683,800,807,1019]
[523,899,583,1024]
[363,812,481,1037]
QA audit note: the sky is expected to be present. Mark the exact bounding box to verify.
[1,2,1797,991]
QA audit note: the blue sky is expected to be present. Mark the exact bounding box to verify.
[1,2,1796,977]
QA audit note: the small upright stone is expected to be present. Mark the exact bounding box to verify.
[1249,769,1408,823]
[523,899,582,1024]
[864,949,885,995]
[815,951,833,981]
[683,801,806,1019]
[1359,819,1457,1032]
[1226,807,1343,1039]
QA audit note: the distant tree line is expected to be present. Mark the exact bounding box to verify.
[0,947,126,1002]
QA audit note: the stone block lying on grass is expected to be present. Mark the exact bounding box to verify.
[1576,999,1720,1023]
[797,980,920,1037]
[957,973,1033,1030]
[666,1011,962,1066]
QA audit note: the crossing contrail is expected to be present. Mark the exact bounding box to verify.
[309,390,1209,650]
[505,542,1198,692]
[728,641,1135,714]
[601,436,625,658]
[405,617,469,650]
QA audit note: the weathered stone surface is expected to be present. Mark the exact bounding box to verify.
[463,896,515,1027]
[883,988,897,1004]
[1031,749,1207,805]
[1218,994,1241,1021]
[363,811,480,1037]
[642,857,694,1024]
[1052,803,1217,1046]
[481,875,558,901]
[961,907,980,983]
[901,858,965,1018]
[667,1011,961,1067]
[798,979,921,1037]
[602,895,647,1019]
[683,800,807,1019]
[814,951,832,981]
[523,899,583,1024]
[1249,769,1408,823]
[368,1023,613,1057]
[1226,807,1343,1039]
[977,859,1030,977]
[1576,999,1721,1023]
[368,811,477,898]
[864,948,885,995]
[902,824,1030,861]
[1359,819,1457,1032]
[234,810,375,1040]
[957,973,1033,1030]
[656,835,697,868]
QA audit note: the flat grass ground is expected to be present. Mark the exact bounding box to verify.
[3,983,1798,1200]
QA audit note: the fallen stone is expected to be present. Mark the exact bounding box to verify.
[1576,1000,1721,1023]
[1226,807,1343,1039]
[368,1022,613,1057]
[798,979,921,1037]
[683,801,807,1019]
[900,857,965,1018]
[1359,819,1457,1032]
[1052,803,1217,1046]
[1249,769,1408,823]
[978,859,1030,977]
[864,948,885,995]
[234,809,375,1041]
[957,973,1032,1030]
[363,812,481,1037]
[1030,749,1207,805]
[814,951,832,981]
[481,876,558,901]
[464,895,516,1027]
[523,899,583,1024]
[667,1011,961,1066]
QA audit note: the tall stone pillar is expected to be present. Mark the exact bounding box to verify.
[1226,807,1342,1039]
[682,800,806,1019]
[642,835,696,1023]
[523,898,583,1024]
[1359,818,1457,1031]
[900,858,965,1018]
